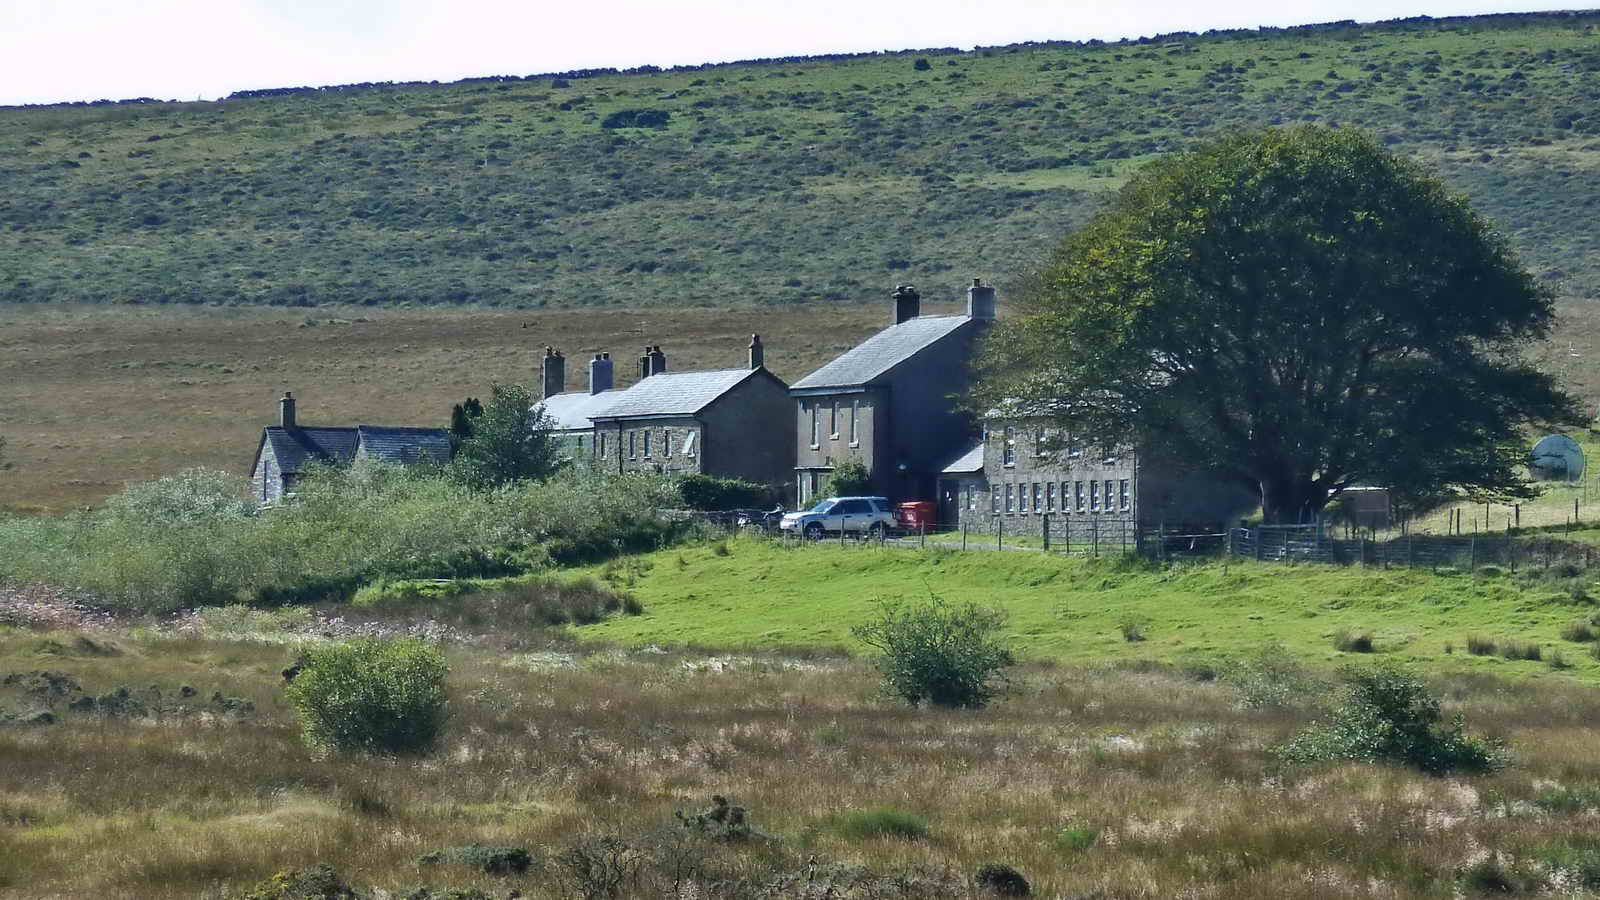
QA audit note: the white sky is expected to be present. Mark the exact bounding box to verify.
[0,1,1591,107]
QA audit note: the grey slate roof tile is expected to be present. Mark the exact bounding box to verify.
[939,441,986,474]
[536,390,622,431]
[590,368,758,419]
[791,315,974,390]
[264,427,359,474]
[355,426,453,464]
[263,425,450,473]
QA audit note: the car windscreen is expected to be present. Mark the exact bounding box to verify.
[807,499,837,513]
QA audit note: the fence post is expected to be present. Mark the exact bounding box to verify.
[1407,535,1414,569]
[997,517,1003,551]
[1254,527,1263,562]
[1515,504,1520,528]
[962,520,968,552]
[1093,518,1100,559]
[1064,518,1071,555]
[841,517,847,547]
[1042,513,1051,552]
[919,523,925,549]
[1470,537,1477,573]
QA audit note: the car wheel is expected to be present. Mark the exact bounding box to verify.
[804,522,824,540]
[867,522,885,539]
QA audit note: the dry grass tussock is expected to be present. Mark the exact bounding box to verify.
[7,624,1600,898]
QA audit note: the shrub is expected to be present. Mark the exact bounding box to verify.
[822,459,871,497]
[1333,628,1375,653]
[973,863,1029,896]
[416,844,533,874]
[1465,634,1498,656]
[836,808,929,840]
[1226,644,1327,709]
[232,864,358,900]
[1276,662,1506,775]
[1500,640,1542,661]
[284,639,449,754]
[1533,783,1600,813]
[676,474,774,510]
[1561,620,1597,642]
[851,596,1015,708]
[1118,617,1147,642]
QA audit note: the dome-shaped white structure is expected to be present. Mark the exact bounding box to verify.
[1531,434,1586,481]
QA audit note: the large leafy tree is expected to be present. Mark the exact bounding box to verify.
[974,126,1584,523]
[448,383,563,489]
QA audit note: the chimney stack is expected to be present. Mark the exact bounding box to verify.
[540,346,566,400]
[588,352,614,395]
[649,345,667,376]
[892,283,920,325]
[638,346,652,380]
[748,334,764,369]
[967,277,996,320]
[279,391,297,429]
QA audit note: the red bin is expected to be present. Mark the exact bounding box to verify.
[895,501,936,529]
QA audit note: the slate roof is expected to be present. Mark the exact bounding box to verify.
[355,426,453,464]
[536,390,621,432]
[590,368,760,420]
[259,425,450,474]
[261,426,360,474]
[792,315,974,390]
[939,441,986,475]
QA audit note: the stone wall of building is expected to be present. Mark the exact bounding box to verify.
[701,375,796,490]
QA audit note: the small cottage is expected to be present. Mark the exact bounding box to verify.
[249,393,452,503]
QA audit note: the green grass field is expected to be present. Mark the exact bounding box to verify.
[578,538,1600,676]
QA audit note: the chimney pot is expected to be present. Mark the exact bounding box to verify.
[967,277,996,320]
[748,333,764,370]
[279,391,297,429]
[540,346,566,400]
[588,351,614,395]
[649,346,667,376]
[892,283,921,325]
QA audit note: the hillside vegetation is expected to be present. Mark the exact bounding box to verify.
[4,11,1600,310]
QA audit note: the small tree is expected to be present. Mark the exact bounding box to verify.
[448,396,483,443]
[851,596,1015,708]
[449,383,562,489]
[285,638,449,754]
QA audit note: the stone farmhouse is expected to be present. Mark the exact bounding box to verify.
[249,393,452,503]
[790,281,994,506]
[791,279,1255,530]
[535,337,796,488]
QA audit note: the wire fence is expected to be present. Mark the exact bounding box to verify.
[670,509,1600,575]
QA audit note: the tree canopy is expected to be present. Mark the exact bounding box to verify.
[973,126,1584,523]
[448,383,563,490]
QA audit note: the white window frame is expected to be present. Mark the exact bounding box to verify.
[682,430,697,457]
[849,399,859,446]
[1075,481,1085,512]
[663,429,672,458]
[1004,483,1014,513]
[809,402,819,448]
[643,429,652,458]
[1090,480,1100,512]
[829,400,839,440]
[1002,426,1015,467]
[1046,482,1055,511]
[1120,479,1130,511]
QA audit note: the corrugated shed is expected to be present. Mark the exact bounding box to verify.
[590,369,757,419]
[792,315,973,389]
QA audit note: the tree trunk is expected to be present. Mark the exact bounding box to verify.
[1260,476,1327,524]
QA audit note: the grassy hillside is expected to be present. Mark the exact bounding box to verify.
[4,11,1600,310]
[578,538,1600,677]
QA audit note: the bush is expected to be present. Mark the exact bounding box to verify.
[836,808,929,840]
[1117,616,1147,642]
[676,474,774,511]
[1276,662,1506,775]
[973,863,1029,896]
[822,459,871,497]
[416,844,533,874]
[851,596,1015,708]
[1561,620,1597,642]
[1333,628,1375,653]
[1465,634,1498,656]
[1500,640,1542,661]
[285,639,449,754]
[1054,824,1098,852]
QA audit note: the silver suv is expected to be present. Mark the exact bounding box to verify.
[779,496,895,539]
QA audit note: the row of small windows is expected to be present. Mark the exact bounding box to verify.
[998,426,1091,467]
[808,398,861,448]
[579,428,698,460]
[968,479,1130,514]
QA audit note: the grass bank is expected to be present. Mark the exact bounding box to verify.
[578,538,1600,678]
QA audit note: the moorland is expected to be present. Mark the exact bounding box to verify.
[12,542,1600,898]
